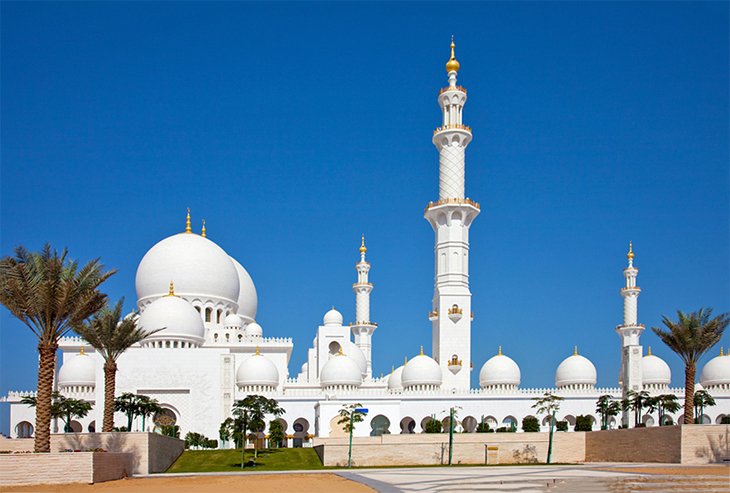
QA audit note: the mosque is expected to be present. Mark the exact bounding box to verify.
[5,42,730,444]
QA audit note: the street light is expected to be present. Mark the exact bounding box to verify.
[348,407,368,468]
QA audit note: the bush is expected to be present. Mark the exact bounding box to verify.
[636,423,646,428]
[574,415,593,432]
[521,416,540,432]
[721,416,730,425]
[476,422,491,433]
[160,425,180,438]
[495,426,515,433]
[424,418,443,433]
[556,421,568,432]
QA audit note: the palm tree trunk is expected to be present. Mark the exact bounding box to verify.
[684,363,695,424]
[34,342,57,452]
[102,361,117,432]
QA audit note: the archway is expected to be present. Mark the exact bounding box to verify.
[69,420,82,432]
[642,415,655,427]
[370,415,390,436]
[698,414,711,424]
[274,418,288,447]
[484,416,498,430]
[153,407,178,433]
[661,415,674,426]
[293,417,309,447]
[501,415,517,430]
[328,341,341,356]
[400,417,415,434]
[461,416,477,433]
[87,421,96,433]
[716,414,727,424]
[562,415,576,427]
[15,421,33,438]
[329,415,347,438]
[420,416,437,433]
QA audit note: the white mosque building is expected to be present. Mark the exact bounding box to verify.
[5,42,730,444]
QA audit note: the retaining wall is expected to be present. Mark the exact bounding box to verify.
[0,452,132,486]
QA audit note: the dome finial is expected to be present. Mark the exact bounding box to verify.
[721,347,725,356]
[420,345,424,356]
[627,241,634,262]
[573,345,579,356]
[360,234,367,255]
[255,345,260,355]
[201,219,206,238]
[185,208,192,234]
[446,36,460,73]
[168,280,176,296]
[404,355,408,365]
[498,345,502,356]
[79,346,85,356]
[338,347,344,356]
[647,346,652,356]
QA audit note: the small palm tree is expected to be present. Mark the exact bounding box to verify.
[652,308,729,424]
[0,245,114,452]
[75,298,160,432]
[622,390,650,427]
[21,392,92,433]
[694,390,716,423]
[532,393,563,464]
[595,395,621,430]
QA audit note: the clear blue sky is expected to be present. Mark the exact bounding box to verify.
[1,2,728,434]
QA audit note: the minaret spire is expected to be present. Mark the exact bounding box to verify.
[201,219,207,238]
[185,208,192,233]
[351,234,377,378]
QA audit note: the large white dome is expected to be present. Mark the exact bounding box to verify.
[402,352,442,388]
[388,366,404,390]
[236,352,279,388]
[58,350,96,387]
[344,342,368,377]
[323,307,343,326]
[229,256,257,321]
[135,233,240,306]
[642,350,671,386]
[320,353,362,388]
[137,294,205,345]
[480,349,521,388]
[700,351,730,388]
[555,349,597,388]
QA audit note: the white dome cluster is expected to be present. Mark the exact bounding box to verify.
[700,349,730,390]
[402,349,442,390]
[480,347,520,391]
[320,352,362,389]
[138,293,205,348]
[641,348,671,389]
[236,350,279,391]
[58,349,96,392]
[555,348,597,390]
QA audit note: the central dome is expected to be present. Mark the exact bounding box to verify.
[135,233,240,306]
[236,353,279,388]
[402,353,442,388]
[320,353,362,388]
[555,350,597,388]
[58,351,96,387]
[480,350,521,388]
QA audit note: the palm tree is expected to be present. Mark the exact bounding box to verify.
[652,308,729,424]
[0,245,114,452]
[532,393,563,464]
[21,392,92,433]
[75,298,160,432]
[621,390,650,427]
[694,390,716,423]
[137,395,163,432]
[229,395,284,468]
[595,395,621,430]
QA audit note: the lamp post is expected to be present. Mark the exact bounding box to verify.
[448,407,455,465]
[347,408,368,468]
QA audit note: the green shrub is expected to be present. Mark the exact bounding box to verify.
[476,422,491,433]
[721,416,730,425]
[556,421,568,432]
[424,418,443,433]
[521,416,540,432]
[160,425,180,438]
[574,415,593,432]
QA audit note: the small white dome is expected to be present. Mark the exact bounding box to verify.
[224,313,243,327]
[236,352,279,388]
[229,256,257,321]
[246,322,263,338]
[480,350,521,388]
[642,351,671,386]
[58,351,96,387]
[301,362,308,374]
[700,353,730,388]
[344,342,368,377]
[555,350,597,388]
[135,233,240,305]
[323,307,343,326]
[388,366,404,390]
[320,353,362,387]
[137,295,205,344]
[402,352,442,388]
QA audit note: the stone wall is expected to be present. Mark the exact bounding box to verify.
[313,432,586,467]
[585,425,730,464]
[0,432,184,474]
[0,452,132,486]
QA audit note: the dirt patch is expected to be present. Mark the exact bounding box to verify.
[593,465,730,477]
[2,473,374,493]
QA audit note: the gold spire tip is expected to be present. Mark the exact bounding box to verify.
[647,346,652,356]
[627,241,634,261]
[185,208,192,234]
[168,280,175,296]
[360,234,367,254]
[498,345,502,356]
[573,345,579,356]
[404,355,408,365]
[79,346,86,355]
[446,36,460,73]
[255,346,260,355]
[721,347,725,356]
[338,347,344,356]
[201,219,206,238]
[420,345,424,356]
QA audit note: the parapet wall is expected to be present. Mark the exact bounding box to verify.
[313,432,586,467]
[0,452,132,486]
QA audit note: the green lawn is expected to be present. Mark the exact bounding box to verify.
[166,447,325,473]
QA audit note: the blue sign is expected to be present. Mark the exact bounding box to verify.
[355,408,369,414]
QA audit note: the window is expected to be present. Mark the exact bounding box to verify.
[205,308,212,322]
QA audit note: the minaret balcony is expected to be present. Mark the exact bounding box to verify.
[439,85,467,95]
[448,355,463,374]
[433,123,472,135]
[424,197,480,212]
[348,321,378,328]
[448,305,463,322]
[428,310,439,321]
[620,287,641,295]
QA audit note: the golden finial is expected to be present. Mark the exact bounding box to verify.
[446,35,460,73]
[573,345,579,356]
[721,347,725,356]
[360,234,367,255]
[201,219,206,238]
[167,280,175,296]
[185,208,192,234]
[627,241,634,261]
[79,347,86,356]
[338,347,344,356]
[391,365,395,374]
[647,346,652,356]
[404,356,408,365]
[420,345,424,356]
[498,346,502,356]
[255,346,260,355]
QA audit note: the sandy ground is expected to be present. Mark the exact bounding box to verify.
[594,465,730,476]
[3,474,375,493]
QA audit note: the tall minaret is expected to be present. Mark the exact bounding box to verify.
[616,242,644,427]
[424,38,480,391]
[351,235,377,378]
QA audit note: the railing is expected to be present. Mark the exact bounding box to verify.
[425,197,481,211]
[434,123,472,135]
[439,85,467,95]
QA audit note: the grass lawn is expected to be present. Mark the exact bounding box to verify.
[166,447,325,473]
